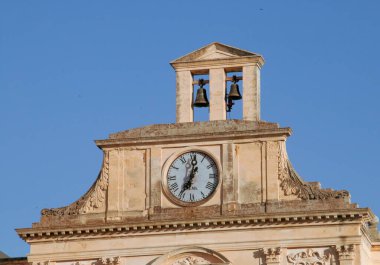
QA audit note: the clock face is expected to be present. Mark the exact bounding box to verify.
[165,151,219,205]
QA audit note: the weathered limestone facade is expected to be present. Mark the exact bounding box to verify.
[16,43,380,265]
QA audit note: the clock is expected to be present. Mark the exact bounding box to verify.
[164,151,219,206]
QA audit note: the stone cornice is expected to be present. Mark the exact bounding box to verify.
[17,208,373,243]
[170,56,264,71]
[96,127,291,148]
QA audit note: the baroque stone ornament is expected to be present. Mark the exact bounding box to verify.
[32,261,52,265]
[262,247,282,264]
[287,248,330,265]
[335,245,355,261]
[278,142,349,200]
[41,151,110,216]
[100,256,120,265]
[171,256,209,265]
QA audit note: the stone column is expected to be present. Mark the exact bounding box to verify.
[336,245,355,265]
[209,68,226,120]
[176,70,193,123]
[243,64,260,121]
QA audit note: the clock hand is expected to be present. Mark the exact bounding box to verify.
[180,158,194,196]
[191,154,197,167]
[181,169,194,191]
[188,154,197,186]
[184,158,191,177]
[179,166,198,200]
[180,155,199,196]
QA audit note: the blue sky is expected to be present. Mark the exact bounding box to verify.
[1,0,379,257]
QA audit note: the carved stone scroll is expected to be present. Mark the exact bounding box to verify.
[287,248,330,265]
[171,256,209,265]
[41,151,110,217]
[278,142,349,200]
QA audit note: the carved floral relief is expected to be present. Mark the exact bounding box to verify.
[287,248,330,265]
[262,247,282,263]
[33,261,53,265]
[335,245,355,261]
[100,256,120,265]
[171,256,209,265]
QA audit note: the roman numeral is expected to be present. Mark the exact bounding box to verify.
[190,193,195,202]
[171,166,179,170]
[168,175,176,181]
[170,183,178,192]
[206,182,215,190]
[179,156,186,164]
[207,163,215,169]
[201,155,206,162]
[209,174,216,179]
[201,191,205,198]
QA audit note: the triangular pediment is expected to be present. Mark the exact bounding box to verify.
[171,42,259,63]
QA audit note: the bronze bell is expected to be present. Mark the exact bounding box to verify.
[193,87,209,107]
[228,76,242,100]
[193,79,209,108]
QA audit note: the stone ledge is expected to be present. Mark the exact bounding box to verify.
[96,120,291,148]
[109,120,280,139]
[17,208,373,242]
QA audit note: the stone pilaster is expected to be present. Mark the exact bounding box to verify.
[106,149,122,220]
[222,142,236,211]
[266,141,279,201]
[149,147,161,213]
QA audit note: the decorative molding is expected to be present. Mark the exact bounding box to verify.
[18,210,367,242]
[171,256,209,265]
[262,247,282,264]
[287,248,330,265]
[278,142,349,200]
[41,151,110,217]
[99,120,289,148]
[336,245,355,261]
[100,256,120,265]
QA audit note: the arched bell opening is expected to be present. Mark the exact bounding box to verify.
[192,73,210,122]
[149,246,232,265]
[225,70,243,120]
